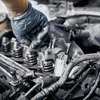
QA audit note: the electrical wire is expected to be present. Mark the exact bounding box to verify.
[83,71,100,100]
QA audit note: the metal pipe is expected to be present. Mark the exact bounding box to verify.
[0,53,30,77]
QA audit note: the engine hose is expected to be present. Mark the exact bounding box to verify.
[63,14,100,27]
[58,14,100,26]
[31,53,100,100]
[0,53,30,75]
[65,14,100,21]
[83,71,100,100]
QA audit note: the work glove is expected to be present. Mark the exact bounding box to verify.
[29,25,50,50]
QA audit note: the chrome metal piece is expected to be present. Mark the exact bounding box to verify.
[26,51,38,66]
[13,41,23,58]
[2,37,10,53]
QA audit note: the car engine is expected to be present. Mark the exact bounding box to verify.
[1,1,100,100]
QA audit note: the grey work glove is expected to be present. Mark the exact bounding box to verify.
[29,25,50,50]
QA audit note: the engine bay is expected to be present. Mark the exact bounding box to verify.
[1,1,100,100]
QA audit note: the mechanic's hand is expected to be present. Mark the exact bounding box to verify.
[29,39,41,50]
[29,25,49,50]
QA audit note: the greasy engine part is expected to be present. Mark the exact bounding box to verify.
[13,40,23,58]
[42,59,54,73]
[1,37,10,53]
[31,53,100,100]
[42,49,54,73]
[26,51,38,66]
[0,37,100,100]
[63,62,99,100]
[1,5,100,100]
[54,13,100,53]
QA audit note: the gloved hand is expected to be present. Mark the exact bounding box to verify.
[29,25,50,50]
[29,39,41,50]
